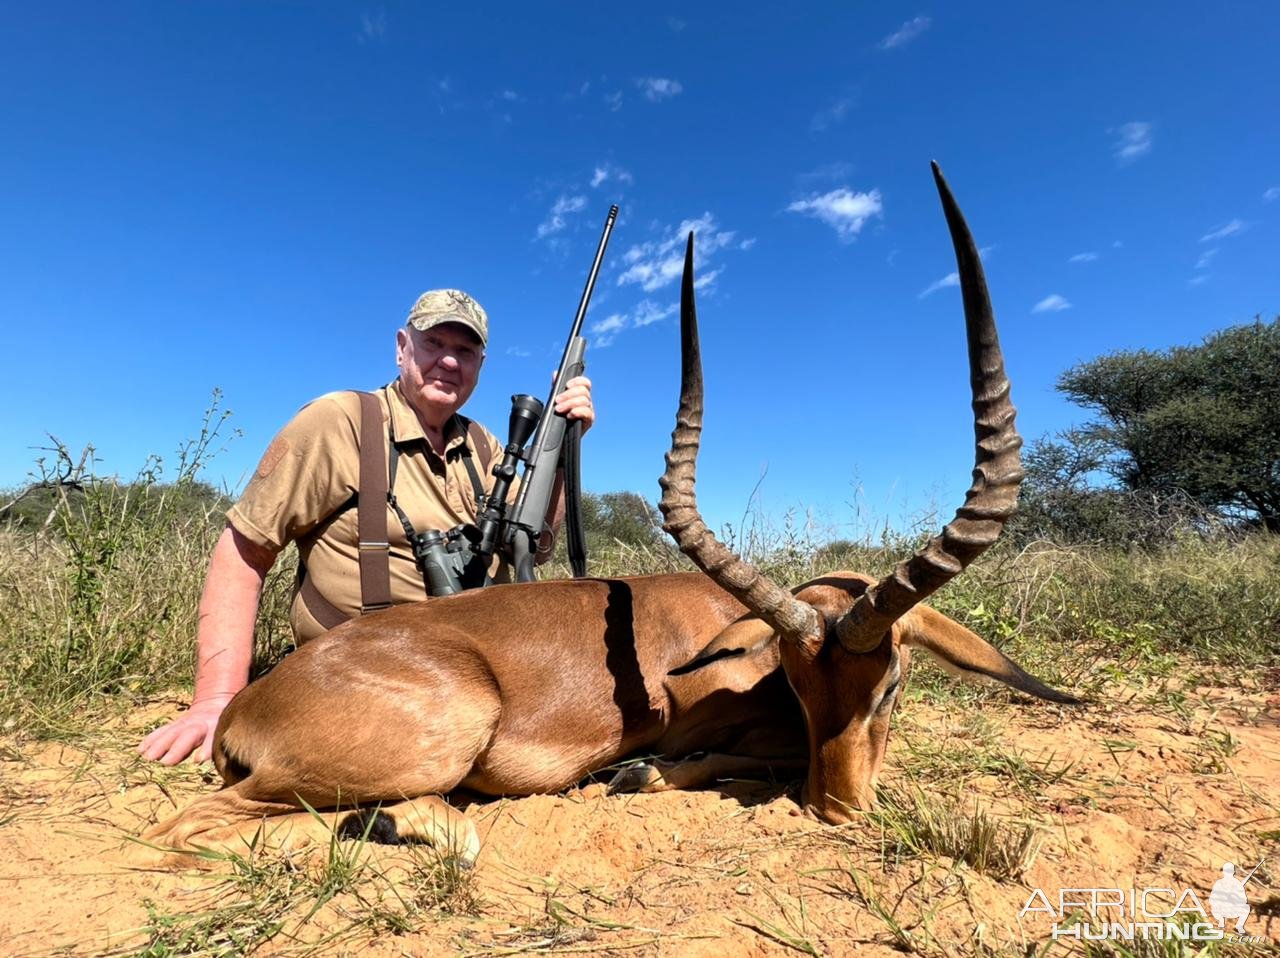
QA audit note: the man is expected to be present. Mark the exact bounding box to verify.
[139,289,594,765]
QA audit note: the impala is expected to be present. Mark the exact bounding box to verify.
[141,164,1075,863]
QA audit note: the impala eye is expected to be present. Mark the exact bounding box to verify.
[878,677,901,710]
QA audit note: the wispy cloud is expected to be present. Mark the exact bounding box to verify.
[1112,121,1153,163]
[1069,252,1099,263]
[786,188,883,242]
[1199,218,1247,243]
[589,300,679,348]
[604,90,624,112]
[588,314,627,348]
[1265,186,1280,202]
[505,345,532,358]
[635,77,683,102]
[591,163,634,189]
[1032,294,1072,314]
[536,195,588,239]
[879,16,931,50]
[616,213,742,292]
[1189,246,1217,286]
[358,8,386,42]
[666,16,686,32]
[918,272,958,298]
[633,299,677,327]
[810,96,854,133]
[797,161,855,186]
[919,245,994,298]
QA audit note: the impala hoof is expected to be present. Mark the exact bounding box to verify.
[608,762,661,793]
[337,809,401,844]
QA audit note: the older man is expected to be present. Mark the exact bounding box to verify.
[140,290,594,765]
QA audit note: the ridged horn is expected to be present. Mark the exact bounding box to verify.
[659,234,822,646]
[834,162,1024,653]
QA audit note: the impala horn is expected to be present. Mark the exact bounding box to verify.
[659,234,823,647]
[832,162,1023,653]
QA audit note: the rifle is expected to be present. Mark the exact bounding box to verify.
[412,205,617,593]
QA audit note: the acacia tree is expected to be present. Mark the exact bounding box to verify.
[1050,317,1280,532]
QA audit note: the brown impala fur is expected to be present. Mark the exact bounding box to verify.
[140,164,1075,864]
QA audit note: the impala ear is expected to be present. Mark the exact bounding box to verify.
[669,616,778,677]
[898,607,1081,705]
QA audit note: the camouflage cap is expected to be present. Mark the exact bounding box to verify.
[405,289,489,346]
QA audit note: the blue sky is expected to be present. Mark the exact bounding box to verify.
[2,4,1277,541]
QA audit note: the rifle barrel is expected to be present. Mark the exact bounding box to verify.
[562,205,617,348]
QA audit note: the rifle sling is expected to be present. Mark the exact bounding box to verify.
[563,418,587,577]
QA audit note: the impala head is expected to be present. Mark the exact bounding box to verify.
[660,163,1077,823]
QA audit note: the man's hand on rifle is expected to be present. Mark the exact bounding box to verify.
[553,375,595,434]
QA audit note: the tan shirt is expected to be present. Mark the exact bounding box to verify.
[228,382,510,643]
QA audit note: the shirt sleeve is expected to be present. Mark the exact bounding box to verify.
[227,393,364,550]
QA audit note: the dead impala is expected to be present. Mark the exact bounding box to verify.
[142,164,1076,862]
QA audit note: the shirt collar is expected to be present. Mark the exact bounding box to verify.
[385,381,468,454]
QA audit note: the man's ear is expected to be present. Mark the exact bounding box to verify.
[395,327,410,364]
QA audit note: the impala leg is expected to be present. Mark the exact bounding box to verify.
[126,785,307,867]
[131,784,480,868]
[608,752,807,793]
[339,795,480,864]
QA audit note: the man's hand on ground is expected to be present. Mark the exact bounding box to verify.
[138,694,235,765]
[554,375,595,434]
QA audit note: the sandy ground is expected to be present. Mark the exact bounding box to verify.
[1,674,1277,957]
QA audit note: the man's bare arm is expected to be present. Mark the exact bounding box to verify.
[138,524,278,765]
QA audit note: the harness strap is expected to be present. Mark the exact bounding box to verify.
[356,391,393,614]
[454,415,489,508]
[298,564,349,630]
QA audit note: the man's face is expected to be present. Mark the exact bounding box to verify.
[396,322,485,425]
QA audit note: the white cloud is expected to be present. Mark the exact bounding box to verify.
[505,346,532,358]
[359,9,386,42]
[589,313,628,348]
[590,163,634,189]
[632,300,677,327]
[500,89,520,101]
[1032,294,1072,314]
[604,90,624,112]
[919,245,994,298]
[1069,252,1099,263]
[810,96,853,133]
[536,195,588,239]
[617,212,742,293]
[918,272,958,299]
[879,16,931,50]
[1112,121,1153,162]
[786,188,883,241]
[591,314,626,334]
[588,303,675,348]
[1199,219,1246,243]
[1265,186,1280,202]
[666,16,686,32]
[1188,274,1210,287]
[1195,248,1218,270]
[798,161,855,185]
[635,77,683,102]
